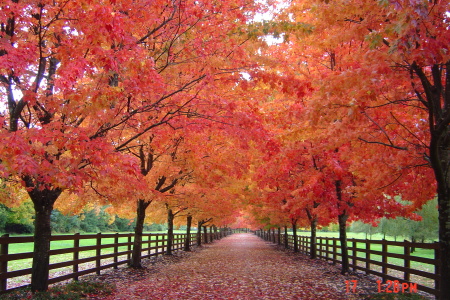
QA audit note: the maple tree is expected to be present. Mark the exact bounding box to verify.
[269,0,447,293]
[0,0,269,291]
[237,16,435,274]
[128,135,187,266]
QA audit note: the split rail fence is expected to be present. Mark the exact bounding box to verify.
[0,230,230,294]
[257,230,440,298]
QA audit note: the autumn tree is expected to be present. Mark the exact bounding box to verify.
[238,26,429,275]
[0,0,268,291]
[268,0,447,293]
[127,134,188,267]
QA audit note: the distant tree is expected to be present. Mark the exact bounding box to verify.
[50,210,81,233]
[413,198,438,242]
[3,201,35,234]
[351,198,438,243]
[145,223,165,232]
[113,216,135,232]
[0,204,11,233]
[350,221,376,239]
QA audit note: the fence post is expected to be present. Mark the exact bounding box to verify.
[172,234,175,252]
[96,233,101,275]
[318,237,322,258]
[175,234,178,251]
[404,240,410,282]
[148,234,151,256]
[73,233,79,280]
[352,240,357,272]
[365,239,370,274]
[322,238,325,259]
[303,236,307,253]
[333,239,337,265]
[114,233,119,269]
[327,238,331,261]
[127,235,132,261]
[382,240,388,282]
[0,234,9,292]
[306,236,310,254]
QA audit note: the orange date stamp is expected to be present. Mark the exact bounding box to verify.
[345,280,418,294]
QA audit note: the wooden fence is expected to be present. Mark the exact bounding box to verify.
[0,230,229,294]
[256,230,440,298]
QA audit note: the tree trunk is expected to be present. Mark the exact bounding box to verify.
[272,228,276,243]
[27,182,62,292]
[411,61,450,300]
[203,226,208,244]
[213,225,218,240]
[284,226,289,249]
[306,208,318,259]
[166,208,174,255]
[209,226,213,242]
[437,189,450,300]
[184,215,192,251]
[196,221,203,246]
[277,227,281,245]
[338,213,349,275]
[292,220,298,252]
[430,128,450,300]
[310,218,317,259]
[130,199,150,268]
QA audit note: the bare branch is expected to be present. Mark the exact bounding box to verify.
[358,137,408,150]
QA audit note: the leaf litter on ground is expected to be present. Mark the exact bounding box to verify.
[80,234,433,300]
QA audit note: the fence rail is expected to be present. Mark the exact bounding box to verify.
[0,230,229,294]
[256,230,440,298]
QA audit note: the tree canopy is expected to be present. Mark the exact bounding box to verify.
[1,0,449,297]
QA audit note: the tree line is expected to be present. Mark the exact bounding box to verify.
[0,202,166,235]
[350,198,439,243]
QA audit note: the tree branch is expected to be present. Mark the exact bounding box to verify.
[358,137,408,150]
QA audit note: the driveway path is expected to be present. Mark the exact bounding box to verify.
[99,233,371,299]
